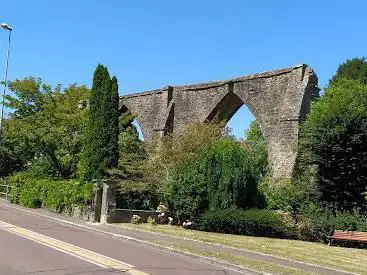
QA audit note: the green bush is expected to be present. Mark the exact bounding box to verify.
[165,160,208,222]
[116,181,158,210]
[8,173,94,212]
[147,216,157,226]
[298,206,367,242]
[38,179,94,213]
[8,172,31,204]
[166,138,261,222]
[259,175,319,213]
[199,208,294,239]
[298,79,367,212]
[19,180,42,208]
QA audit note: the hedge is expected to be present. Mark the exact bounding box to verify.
[199,208,294,239]
[298,207,367,242]
[8,173,94,213]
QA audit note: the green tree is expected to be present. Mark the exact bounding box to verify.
[81,65,117,181]
[244,121,268,181]
[5,77,51,118]
[166,137,260,221]
[109,76,120,168]
[3,78,89,178]
[116,113,155,210]
[330,57,367,85]
[149,121,224,190]
[0,144,22,177]
[299,78,367,212]
[118,113,146,183]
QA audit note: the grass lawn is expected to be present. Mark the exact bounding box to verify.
[119,223,367,274]
[153,240,317,275]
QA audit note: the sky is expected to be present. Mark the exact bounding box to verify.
[1,1,366,138]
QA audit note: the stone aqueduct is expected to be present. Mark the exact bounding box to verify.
[119,64,318,179]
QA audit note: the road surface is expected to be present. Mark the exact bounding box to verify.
[0,201,245,275]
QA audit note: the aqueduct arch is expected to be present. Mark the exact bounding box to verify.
[120,64,318,179]
[119,104,146,140]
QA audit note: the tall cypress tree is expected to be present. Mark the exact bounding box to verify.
[81,64,113,181]
[109,76,120,168]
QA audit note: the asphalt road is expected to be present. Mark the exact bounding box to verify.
[0,203,244,275]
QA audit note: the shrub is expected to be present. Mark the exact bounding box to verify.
[166,138,261,222]
[199,208,293,239]
[131,214,142,224]
[298,206,367,242]
[147,216,157,226]
[19,180,42,208]
[146,121,225,194]
[37,179,94,213]
[259,175,319,213]
[7,172,33,204]
[8,173,94,212]
[165,160,208,222]
[116,181,158,210]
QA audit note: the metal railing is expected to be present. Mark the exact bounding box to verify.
[0,184,11,200]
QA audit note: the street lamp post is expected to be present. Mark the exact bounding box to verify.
[0,23,12,144]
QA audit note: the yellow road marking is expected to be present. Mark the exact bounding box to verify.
[0,220,149,275]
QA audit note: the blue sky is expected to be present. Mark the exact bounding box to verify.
[1,1,366,137]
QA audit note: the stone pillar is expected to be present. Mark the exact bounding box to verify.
[91,183,103,222]
[153,85,174,139]
[100,180,117,224]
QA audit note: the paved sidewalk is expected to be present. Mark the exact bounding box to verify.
[0,200,354,275]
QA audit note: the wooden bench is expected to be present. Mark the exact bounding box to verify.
[328,230,367,246]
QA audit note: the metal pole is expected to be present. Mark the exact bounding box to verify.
[0,29,12,143]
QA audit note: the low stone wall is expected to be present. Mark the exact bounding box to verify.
[71,205,97,222]
[107,209,159,223]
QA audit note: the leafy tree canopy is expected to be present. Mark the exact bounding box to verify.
[299,78,367,212]
[330,57,367,85]
[2,77,89,178]
[165,133,262,221]
[243,121,268,181]
[146,120,269,220]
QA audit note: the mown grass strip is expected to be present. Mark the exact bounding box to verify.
[152,240,317,275]
[119,224,367,274]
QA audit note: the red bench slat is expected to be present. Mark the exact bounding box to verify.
[329,230,367,244]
